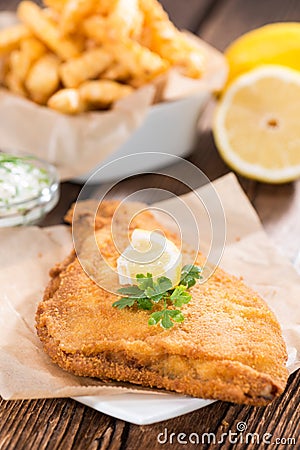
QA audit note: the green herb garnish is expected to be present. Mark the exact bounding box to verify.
[113,265,202,329]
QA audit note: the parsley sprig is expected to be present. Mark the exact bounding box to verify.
[113,265,202,329]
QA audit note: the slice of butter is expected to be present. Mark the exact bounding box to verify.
[117,229,182,287]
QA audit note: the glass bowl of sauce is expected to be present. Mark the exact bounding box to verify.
[0,151,60,227]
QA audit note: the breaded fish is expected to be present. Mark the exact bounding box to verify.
[36,201,288,406]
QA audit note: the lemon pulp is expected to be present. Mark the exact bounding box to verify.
[213,65,300,183]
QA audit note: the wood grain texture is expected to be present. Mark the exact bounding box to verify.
[39,183,82,227]
[0,0,300,448]
[0,371,299,449]
[160,0,216,32]
[198,0,300,50]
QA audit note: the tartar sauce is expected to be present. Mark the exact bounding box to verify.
[0,152,59,225]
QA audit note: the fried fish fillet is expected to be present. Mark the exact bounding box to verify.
[36,201,288,406]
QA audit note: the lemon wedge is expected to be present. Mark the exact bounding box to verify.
[117,229,182,287]
[225,22,300,85]
[213,65,300,183]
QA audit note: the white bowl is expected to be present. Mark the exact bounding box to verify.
[75,91,210,183]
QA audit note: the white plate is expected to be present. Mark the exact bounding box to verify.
[73,394,214,425]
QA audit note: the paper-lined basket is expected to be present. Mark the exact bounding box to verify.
[0,12,228,181]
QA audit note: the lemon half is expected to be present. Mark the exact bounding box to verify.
[225,22,300,85]
[213,65,300,183]
[117,229,182,287]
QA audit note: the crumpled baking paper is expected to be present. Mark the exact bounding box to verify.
[0,173,299,401]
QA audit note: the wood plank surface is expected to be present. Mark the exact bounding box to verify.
[160,0,216,31]
[0,371,299,449]
[198,0,300,50]
[0,0,41,10]
[0,0,300,449]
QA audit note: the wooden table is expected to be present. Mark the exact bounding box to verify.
[1,1,300,449]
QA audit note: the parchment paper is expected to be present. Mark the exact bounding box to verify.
[0,173,299,401]
[0,13,227,180]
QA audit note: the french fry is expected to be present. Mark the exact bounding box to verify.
[46,0,116,21]
[96,0,118,15]
[85,39,98,51]
[21,37,47,63]
[4,50,27,97]
[60,0,99,36]
[0,24,31,56]
[17,1,82,60]
[82,15,107,44]
[43,0,67,13]
[48,88,85,114]
[43,7,61,23]
[79,80,133,108]
[139,0,204,78]
[60,48,112,88]
[22,38,47,60]
[8,50,26,82]
[4,70,27,97]
[10,38,46,83]
[102,62,131,82]
[48,80,134,115]
[108,0,143,40]
[25,53,60,104]
[83,0,143,43]
[83,18,169,83]
[105,39,169,86]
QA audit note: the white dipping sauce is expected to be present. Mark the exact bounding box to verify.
[0,154,50,205]
[0,153,59,225]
